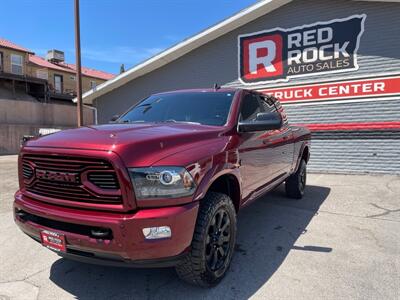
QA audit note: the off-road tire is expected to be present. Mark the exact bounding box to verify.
[285,159,307,199]
[175,192,237,287]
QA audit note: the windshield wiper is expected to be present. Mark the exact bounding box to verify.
[160,120,201,125]
[119,120,145,124]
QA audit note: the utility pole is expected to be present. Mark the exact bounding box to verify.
[74,0,83,126]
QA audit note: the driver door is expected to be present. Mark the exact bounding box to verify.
[238,92,280,201]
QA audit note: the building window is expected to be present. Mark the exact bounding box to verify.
[90,81,97,89]
[54,74,63,93]
[11,54,23,75]
[36,69,48,80]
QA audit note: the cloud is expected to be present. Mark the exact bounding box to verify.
[80,46,165,64]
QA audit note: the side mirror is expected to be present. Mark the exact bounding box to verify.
[20,135,36,147]
[109,114,120,123]
[238,112,282,132]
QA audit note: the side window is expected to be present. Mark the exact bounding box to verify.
[259,94,289,126]
[11,54,23,75]
[258,95,277,113]
[239,93,261,121]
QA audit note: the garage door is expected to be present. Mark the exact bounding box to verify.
[284,99,400,174]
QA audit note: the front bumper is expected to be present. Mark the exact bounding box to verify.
[14,191,199,266]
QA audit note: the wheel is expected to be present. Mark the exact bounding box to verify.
[285,159,307,199]
[175,192,237,287]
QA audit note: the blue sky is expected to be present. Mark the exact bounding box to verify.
[1,0,256,74]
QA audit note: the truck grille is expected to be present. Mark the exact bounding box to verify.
[22,154,122,205]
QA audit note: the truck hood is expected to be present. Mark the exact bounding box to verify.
[25,123,225,166]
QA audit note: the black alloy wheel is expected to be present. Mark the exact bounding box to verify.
[175,192,237,287]
[285,159,307,199]
[205,208,232,275]
[299,163,306,193]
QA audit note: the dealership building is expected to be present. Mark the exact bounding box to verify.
[82,0,400,174]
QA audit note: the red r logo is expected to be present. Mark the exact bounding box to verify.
[241,34,283,82]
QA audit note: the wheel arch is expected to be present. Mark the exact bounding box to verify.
[195,169,242,213]
[302,145,310,163]
[207,173,241,212]
[293,143,310,173]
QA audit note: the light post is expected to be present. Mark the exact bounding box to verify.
[74,0,83,126]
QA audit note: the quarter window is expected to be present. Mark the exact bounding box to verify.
[11,54,23,75]
[259,94,288,126]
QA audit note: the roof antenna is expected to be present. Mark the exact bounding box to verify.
[213,83,220,91]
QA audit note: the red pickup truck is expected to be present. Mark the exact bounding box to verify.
[14,88,310,287]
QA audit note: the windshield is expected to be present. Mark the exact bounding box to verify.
[118,91,235,126]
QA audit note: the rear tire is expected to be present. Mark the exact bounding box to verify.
[175,192,237,287]
[285,159,307,199]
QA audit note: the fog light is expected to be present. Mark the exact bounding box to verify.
[142,226,171,239]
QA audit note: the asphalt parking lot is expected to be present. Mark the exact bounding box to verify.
[0,155,399,300]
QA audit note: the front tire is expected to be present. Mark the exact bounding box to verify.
[175,192,237,287]
[285,159,307,199]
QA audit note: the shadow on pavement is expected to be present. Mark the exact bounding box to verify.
[49,184,330,299]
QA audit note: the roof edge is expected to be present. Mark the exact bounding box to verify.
[3,46,35,54]
[79,0,292,104]
[29,54,115,81]
[0,40,34,54]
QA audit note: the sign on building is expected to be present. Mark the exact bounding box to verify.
[238,14,366,84]
[259,75,400,103]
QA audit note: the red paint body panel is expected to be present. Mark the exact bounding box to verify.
[14,88,310,264]
[14,191,198,260]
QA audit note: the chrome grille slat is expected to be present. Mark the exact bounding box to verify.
[22,163,34,179]
[35,182,83,192]
[88,172,120,190]
[27,189,120,203]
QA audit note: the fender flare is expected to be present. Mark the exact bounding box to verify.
[193,165,242,206]
[294,142,310,173]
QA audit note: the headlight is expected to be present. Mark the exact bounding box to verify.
[128,167,196,199]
